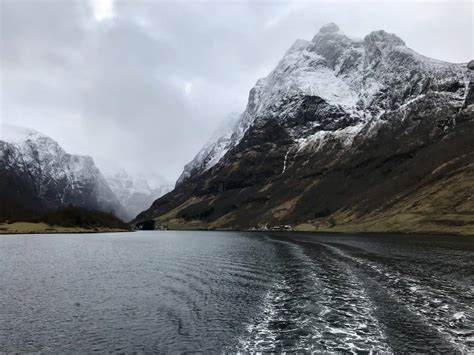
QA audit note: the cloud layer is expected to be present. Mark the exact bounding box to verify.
[1,0,472,183]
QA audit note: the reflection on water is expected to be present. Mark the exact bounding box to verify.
[0,231,472,352]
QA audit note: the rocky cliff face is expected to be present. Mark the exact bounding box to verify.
[0,124,127,221]
[135,24,474,235]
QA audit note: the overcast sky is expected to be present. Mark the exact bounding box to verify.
[1,0,472,184]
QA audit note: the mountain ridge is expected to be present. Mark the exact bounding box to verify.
[175,23,469,186]
[134,24,473,235]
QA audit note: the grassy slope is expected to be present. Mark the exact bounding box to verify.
[0,206,130,234]
[0,222,128,234]
[147,163,474,236]
[297,164,474,236]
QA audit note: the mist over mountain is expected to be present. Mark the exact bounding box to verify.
[135,24,474,235]
[103,168,173,221]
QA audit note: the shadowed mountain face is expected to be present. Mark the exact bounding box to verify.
[0,125,128,222]
[135,24,474,235]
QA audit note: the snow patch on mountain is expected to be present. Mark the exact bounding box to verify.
[261,47,359,109]
[2,125,44,144]
[295,123,365,153]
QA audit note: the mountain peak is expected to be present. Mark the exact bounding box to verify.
[319,23,340,34]
[311,23,352,48]
[364,30,405,47]
[1,123,45,144]
[173,24,468,188]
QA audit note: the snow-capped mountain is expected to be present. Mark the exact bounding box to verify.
[103,168,173,221]
[0,124,127,221]
[177,23,469,184]
[136,24,473,235]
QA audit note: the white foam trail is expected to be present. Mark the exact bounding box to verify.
[238,238,392,352]
[318,242,474,353]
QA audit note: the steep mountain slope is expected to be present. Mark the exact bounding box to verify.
[0,124,127,221]
[177,112,241,186]
[104,169,172,221]
[135,24,474,235]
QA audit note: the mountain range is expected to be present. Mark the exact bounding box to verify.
[134,24,474,235]
[0,125,170,222]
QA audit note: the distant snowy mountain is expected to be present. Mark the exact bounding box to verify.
[136,24,473,235]
[0,124,127,221]
[176,112,241,186]
[102,167,172,221]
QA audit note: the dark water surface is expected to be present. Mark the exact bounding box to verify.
[1,231,473,353]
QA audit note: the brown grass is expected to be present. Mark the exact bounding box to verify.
[0,222,128,234]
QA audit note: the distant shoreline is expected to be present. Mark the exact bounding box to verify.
[0,222,130,235]
[132,224,474,237]
[1,224,472,237]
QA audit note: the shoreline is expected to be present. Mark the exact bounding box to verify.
[0,222,130,235]
[0,230,131,235]
[1,224,471,237]
[139,223,474,237]
[126,228,473,237]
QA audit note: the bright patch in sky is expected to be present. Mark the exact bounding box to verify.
[91,0,115,22]
[184,82,193,95]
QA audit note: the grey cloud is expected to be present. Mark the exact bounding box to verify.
[1,0,472,184]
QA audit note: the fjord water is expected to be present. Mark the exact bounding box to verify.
[1,232,473,353]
